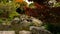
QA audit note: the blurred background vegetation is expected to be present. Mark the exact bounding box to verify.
[0,0,60,34]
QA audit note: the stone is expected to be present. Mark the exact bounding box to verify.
[19,14,43,27]
[0,31,15,34]
[30,17,43,26]
[30,26,52,34]
[19,30,31,34]
[11,17,20,24]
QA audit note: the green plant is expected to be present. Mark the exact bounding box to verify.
[0,9,3,15]
[53,2,60,7]
[44,23,60,34]
[0,19,3,23]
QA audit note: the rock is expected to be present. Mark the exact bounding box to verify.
[0,31,15,34]
[11,14,43,30]
[19,14,43,27]
[20,20,31,27]
[30,26,52,34]
[30,17,43,26]
[19,30,31,34]
[11,17,20,24]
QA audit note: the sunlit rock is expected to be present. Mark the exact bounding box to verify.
[19,30,31,34]
[0,31,15,34]
[19,14,43,27]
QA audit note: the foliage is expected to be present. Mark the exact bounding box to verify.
[0,19,3,23]
[0,9,3,15]
[0,1,18,18]
[0,0,20,25]
[53,2,60,7]
[44,23,60,34]
[28,0,49,5]
[0,0,60,34]
[29,3,36,8]
[16,0,23,3]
